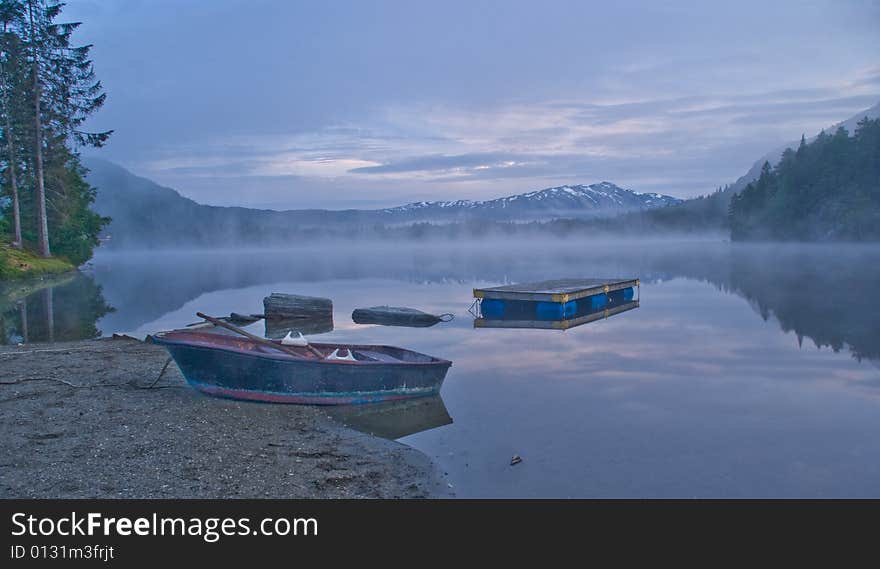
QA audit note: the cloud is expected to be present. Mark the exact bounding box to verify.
[67,0,880,208]
[124,85,878,207]
[336,89,879,187]
[349,153,532,174]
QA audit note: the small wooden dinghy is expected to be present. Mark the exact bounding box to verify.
[151,329,452,405]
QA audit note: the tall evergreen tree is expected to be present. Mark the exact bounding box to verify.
[0,0,111,265]
[25,0,49,256]
[0,0,25,248]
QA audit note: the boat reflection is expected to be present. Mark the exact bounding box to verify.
[325,394,453,439]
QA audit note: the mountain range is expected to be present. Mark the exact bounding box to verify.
[84,100,879,247]
[84,159,680,246]
[382,183,679,219]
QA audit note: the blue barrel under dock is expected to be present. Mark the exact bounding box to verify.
[473,278,640,329]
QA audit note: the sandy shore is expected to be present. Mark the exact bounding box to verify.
[0,337,450,498]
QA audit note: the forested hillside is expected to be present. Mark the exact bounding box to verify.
[730,118,880,241]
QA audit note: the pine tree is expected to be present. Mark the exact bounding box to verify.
[25,0,49,256]
[0,0,25,248]
[0,0,111,264]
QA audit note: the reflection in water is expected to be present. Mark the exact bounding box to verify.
[264,315,333,339]
[474,297,640,330]
[2,241,880,497]
[18,300,27,342]
[0,274,114,344]
[77,243,879,364]
[326,395,453,439]
[647,245,880,363]
[2,243,877,362]
[721,248,880,362]
[44,288,54,343]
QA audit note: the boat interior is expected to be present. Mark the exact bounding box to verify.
[153,329,442,364]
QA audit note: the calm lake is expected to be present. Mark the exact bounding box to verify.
[3,239,880,497]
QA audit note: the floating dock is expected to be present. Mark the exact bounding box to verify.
[471,277,640,330]
[473,278,639,303]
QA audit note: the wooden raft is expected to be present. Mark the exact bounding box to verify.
[473,278,640,303]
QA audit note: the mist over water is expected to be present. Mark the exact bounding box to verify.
[3,238,880,496]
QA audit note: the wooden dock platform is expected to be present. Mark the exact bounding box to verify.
[474,300,639,330]
[473,277,639,303]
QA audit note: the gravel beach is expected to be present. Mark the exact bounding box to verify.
[0,337,450,499]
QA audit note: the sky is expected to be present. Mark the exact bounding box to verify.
[65,0,880,209]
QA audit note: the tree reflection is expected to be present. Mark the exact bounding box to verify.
[1,274,114,344]
[719,247,880,362]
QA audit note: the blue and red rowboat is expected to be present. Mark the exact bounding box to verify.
[152,329,452,405]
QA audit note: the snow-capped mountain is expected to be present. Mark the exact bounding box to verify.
[382,182,681,221]
[85,158,683,246]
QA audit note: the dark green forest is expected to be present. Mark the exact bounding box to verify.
[0,0,110,267]
[730,118,880,241]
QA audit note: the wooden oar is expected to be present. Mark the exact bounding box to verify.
[196,312,325,359]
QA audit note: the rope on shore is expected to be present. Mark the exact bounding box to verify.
[136,356,174,390]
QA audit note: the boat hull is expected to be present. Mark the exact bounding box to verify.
[159,341,451,405]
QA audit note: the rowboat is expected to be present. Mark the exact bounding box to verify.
[151,329,452,405]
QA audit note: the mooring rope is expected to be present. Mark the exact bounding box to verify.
[467,299,480,318]
[136,356,173,390]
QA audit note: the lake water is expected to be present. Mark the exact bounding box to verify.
[3,239,880,497]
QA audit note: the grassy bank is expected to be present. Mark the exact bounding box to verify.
[0,242,75,280]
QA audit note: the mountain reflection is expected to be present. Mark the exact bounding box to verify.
[1,242,877,364]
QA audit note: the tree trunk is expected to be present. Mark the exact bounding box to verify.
[0,25,22,249]
[2,103,22,249]
[27,0,49,258]
[7,149,21,248]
